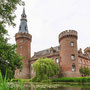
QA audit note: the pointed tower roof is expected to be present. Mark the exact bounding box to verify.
[19,7,28,33]
[21,7,27,20]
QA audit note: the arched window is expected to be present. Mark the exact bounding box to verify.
[70,41,74,47]
[71,54,75,60]
[72,64,76,71]
[56,58,59,63]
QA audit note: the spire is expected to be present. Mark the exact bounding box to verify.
[21,7,27,20]
[19,7,28,33]
[23,7,25,14]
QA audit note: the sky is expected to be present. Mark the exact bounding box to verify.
[7,0,90,56]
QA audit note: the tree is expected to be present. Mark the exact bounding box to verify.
[0,0,24,26]
[0,0,24,79]
[79,67,90,77]
[33,58,59,82]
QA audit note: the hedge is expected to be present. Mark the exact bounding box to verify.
[52,77,90,82]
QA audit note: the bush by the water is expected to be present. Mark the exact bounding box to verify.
[33,58,59,82]
[52,77,90,82]
[11,78,32,82]
[79,67,90,77]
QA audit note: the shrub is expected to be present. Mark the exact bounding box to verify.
[41,79,52,83]
[33,58,59,82]
[79,67,90,77]
[11,79,32,82]
[52,77,90,82]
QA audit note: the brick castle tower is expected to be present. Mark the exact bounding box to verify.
[15,8,32,78]
[59,30,80,77]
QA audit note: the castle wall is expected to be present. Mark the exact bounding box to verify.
[59,30,80,77]
[15,33,32,78]
[15,28,90,78]
[78,55,90,69]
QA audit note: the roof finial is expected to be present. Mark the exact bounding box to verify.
[21,7,27,19]
[23,7,25,15]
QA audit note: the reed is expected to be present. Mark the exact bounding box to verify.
[0,71,24,90]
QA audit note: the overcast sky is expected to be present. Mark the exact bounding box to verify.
[7,0,90,56]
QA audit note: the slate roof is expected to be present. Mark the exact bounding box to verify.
[31,46,60,58]
[19,8,28,33]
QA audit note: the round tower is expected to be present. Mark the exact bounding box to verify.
[59,30,79,77]
[15,8,32,78]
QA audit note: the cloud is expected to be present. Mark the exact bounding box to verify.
[7,0,90,56]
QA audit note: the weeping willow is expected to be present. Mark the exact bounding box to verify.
[33,58,59,81]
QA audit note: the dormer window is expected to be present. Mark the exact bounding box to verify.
[25,25,27,30]
[70,42,74,46]
[19,26,21,30]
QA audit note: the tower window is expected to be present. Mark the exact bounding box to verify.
[20,46,22,48]
[56,58,59,63]
[70,42,74,46]
[19,26,21,30]
[20,40,23,42]
[25,25,27,31]
[71,54,75,60]
[72,64,76,71]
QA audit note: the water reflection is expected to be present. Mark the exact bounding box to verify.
[24,87,90,90]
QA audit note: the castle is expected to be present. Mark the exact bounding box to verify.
[15,8,90,78]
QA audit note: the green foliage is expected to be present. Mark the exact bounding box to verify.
[52,77,90,82]
[0,71,24,90]
[0,43,22,79]
[0,0,24,26]
[33,58,59,82]
[0,0,24,79]
[79,67,90,77]
[41,79,52,83]
[11,79,32,82]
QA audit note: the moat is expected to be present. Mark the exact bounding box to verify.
[22,83,90,90]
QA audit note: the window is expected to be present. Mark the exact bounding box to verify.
[31,64,33,68]
[80,59,82,63]
[25,25,27,30]
[20,46,22,48]
[20,40,23,42]
[19,26,21,30]
[20,53,22,56]
[72,64,76,71]
[56,58,59,63]
[70,42,74,46]
[71,54,75,60]
[31,70,33,74]
[20,71,22,75]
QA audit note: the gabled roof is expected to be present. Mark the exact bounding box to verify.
[31,46,60,59]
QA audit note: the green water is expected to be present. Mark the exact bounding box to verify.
[24,87,90,90]
[23,83,90,90]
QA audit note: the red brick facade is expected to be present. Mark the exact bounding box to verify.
[15,33,32,78]
[14,8,90,78]
[59,30,80,77]
[15,29,90,78]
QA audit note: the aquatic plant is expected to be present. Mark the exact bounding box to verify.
[0,71,24,90]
